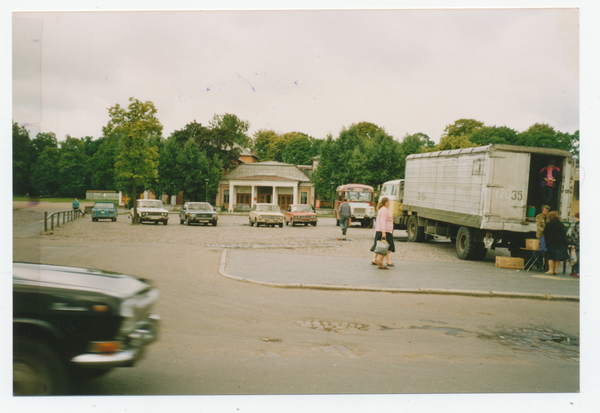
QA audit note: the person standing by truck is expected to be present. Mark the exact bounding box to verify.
[339,200,351,236]
[568,212,580,277]
[540,159,561,210]
[371,197,395,270]
[543,211,569,275]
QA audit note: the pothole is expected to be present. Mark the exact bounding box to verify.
[296,320,369,332]
[478,325,579,362]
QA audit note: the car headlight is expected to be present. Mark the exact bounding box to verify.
[259,215,264,220]
[163,213,168,217]
[142,212,147,217]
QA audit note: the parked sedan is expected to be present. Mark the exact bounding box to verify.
[179,202,218,226]
[13,262,160,395]
[91,201,118,222]
[131,199,169,225]
[249,203,284,227]
[284,204,318,226]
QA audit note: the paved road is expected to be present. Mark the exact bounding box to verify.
[223,249,579,300]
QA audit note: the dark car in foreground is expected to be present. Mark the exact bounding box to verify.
[13,262,160,395]
[91,201,118,222]
[179,202,218,226]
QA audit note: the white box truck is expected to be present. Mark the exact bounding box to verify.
[394,144,575,260]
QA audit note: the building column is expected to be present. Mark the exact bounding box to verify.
[229,184,236,212]
[251,185,256,207]
[272,186,276,205]
[293,184,299,205]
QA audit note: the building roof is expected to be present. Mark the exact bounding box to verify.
[224,161,311,182]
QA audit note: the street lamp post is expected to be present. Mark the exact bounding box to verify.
[205,179,209,203]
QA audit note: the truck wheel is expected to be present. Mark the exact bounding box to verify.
[336,219,340,226]
[212,221,217,227]
[474,244,488,261]
[368,218,373,229]
[407,215,425,243]
[456,226,478,260]
[13,337,69,396]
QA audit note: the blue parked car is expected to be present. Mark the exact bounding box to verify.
[91,201,118,222]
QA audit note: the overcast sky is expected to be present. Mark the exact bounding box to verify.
[11,7,581,143]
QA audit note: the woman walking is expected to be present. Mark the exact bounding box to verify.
[542,211,569,275]
[370,197,395,270]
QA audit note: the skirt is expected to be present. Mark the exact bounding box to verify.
[546,243,568,261]
[370,231,395,253]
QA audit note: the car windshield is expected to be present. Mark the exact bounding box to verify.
[94,202,115,209]
[137,200,163,209]
[257,205,280,212]
[188,203,212,211]
[291,205,312,212]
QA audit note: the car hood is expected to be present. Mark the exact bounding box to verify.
[255,211,283,215]
[290,211,316,216]
[350,202,372,209]
[136,207,168,213]
[13,262,153,299]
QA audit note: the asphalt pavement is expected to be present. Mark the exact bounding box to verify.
[221,248,579,301]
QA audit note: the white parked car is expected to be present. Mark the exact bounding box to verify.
[131,199,169,225]
[249,203,284,228]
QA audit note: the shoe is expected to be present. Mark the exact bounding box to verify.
[571,273,579,277]
[377,262,389,270]
[371,261,378,266]
[545,271,554,275]
[387,262,395,267]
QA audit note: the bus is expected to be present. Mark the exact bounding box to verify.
[333,184,376,228]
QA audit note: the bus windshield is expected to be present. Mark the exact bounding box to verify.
[345,191,372,202]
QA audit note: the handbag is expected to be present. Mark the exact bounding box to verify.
[374,239,389,255]
[569,247,578,265]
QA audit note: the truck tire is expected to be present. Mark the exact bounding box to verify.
[13,337,69,395]
[336,219,340,226]
[407,215,425,243]
[456,226,478,260]
[474,243,488,261]
[368,218,373,229]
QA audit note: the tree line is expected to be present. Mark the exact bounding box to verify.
[13,97,579,206]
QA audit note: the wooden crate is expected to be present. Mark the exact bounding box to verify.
[525,238,540,251]
[495,256,524,269]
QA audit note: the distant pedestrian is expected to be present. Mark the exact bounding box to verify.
[543,211,568,275]
[72,198,83,215]
[370,197,395,270]
[339,200,351,236]
[568,213,580,277]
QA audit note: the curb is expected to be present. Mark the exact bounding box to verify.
[218,250,579,302]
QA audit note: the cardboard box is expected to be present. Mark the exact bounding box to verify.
[495,256,525,269]
[525,238,540,251]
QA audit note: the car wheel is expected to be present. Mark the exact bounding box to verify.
[180,217,184,224]
[285,220,289,226]
[212,221,217,227]
[164,220,168,225]
[186,217,190,226]
[13,337,69,396]
[313,222,317,227]
[249,218,254,226]
[154,221,158,225]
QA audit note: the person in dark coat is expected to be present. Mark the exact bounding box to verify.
[568,213,580,277]
[543,211,569,275]
[540,159,561,210]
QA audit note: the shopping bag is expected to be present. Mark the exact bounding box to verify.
[570,248,578,265]
[374,240,389,255]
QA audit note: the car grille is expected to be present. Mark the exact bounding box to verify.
[147,212,162,216]
[353,208,366,215]
[195,214,213,218]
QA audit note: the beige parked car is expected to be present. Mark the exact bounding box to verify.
[249,203,284,227]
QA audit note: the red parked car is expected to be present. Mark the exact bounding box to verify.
[284,204,318,226]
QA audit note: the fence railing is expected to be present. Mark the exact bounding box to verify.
[44,210,83,231]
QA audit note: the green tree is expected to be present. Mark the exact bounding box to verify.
[30,146,60,197]
[31,131,58,158]
[57,136,89,198]
[90,135,120,190]
[396,133,436,177]
[106,97,162,224]
[280,132,321,165]
[436,134,478,151]
[349,122,385,140]
[253,129,281,161]
[156,136,181,201]
[516,123,566,150]
[171,121,241,169]
[176,138,223,202]
[468,125,519,146]
[12,121,34,196]
[442,118,485,138]
[209,113,252,148]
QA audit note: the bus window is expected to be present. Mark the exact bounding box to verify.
[391,185,397,196]
[358,192,372,202]
[346,191,359,201]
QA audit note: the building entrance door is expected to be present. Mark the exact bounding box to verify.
[278,195,292,211]
[236,193,250,206]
